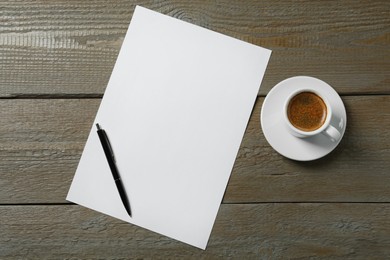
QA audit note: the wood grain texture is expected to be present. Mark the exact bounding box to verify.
[0,0,389,97]
[226,95,390,203]
[1,204,389,259]
[1,1,389,257]
[0,99,99,203]
[0,96,389,204]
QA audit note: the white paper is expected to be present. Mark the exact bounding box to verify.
[67,6,271,249]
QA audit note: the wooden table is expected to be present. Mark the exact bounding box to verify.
[1,1,389,258]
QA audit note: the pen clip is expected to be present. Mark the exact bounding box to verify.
[96,123,116,163]
[104,132,116,163]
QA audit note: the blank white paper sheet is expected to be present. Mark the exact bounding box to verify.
[67,6,271,249]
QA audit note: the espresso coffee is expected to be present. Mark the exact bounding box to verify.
[287,91,327,132]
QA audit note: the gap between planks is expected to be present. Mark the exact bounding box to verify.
[0,93,389,100]
[1,202,389,207]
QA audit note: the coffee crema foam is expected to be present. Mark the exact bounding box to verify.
[287,91,327,132]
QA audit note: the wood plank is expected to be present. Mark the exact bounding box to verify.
[0,96,389,204]
[0,204,389,258]
[226,95,390,203]
[0,0,388,97]
[0,99,99,203]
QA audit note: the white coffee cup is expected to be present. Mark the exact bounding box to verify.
[283,88,341,142]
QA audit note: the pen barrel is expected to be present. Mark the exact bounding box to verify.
[97,125,131,217]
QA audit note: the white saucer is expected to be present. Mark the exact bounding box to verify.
[260,76,347,161]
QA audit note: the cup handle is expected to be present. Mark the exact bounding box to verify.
[323,125,341,142]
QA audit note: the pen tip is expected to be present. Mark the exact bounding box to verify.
[96,123,101,130]
[126,207,132,217]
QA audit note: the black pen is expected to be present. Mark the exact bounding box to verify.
[96,123,132,217]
